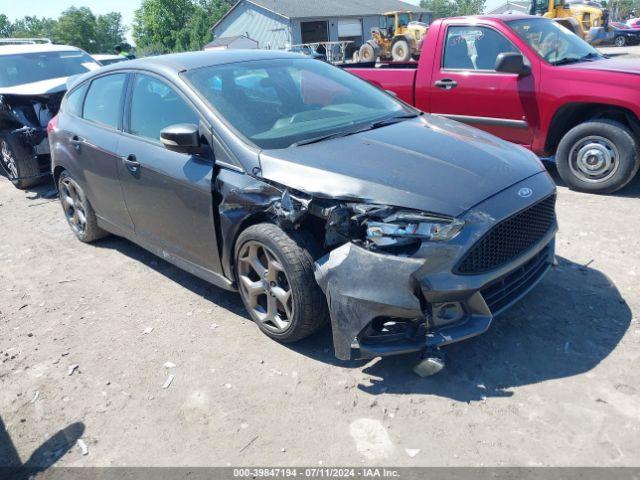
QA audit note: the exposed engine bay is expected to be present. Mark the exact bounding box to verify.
[0,91,64,179]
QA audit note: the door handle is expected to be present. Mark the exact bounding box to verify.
[122,154,141,173]
[69,135,85,151]
[434,79,458,90]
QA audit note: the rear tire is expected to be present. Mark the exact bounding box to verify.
[359,43,376,62]
[0,132,43,189]
[58,170,108,243]
[234,223,328,343]
[556,120,639,194]
[391,39,411,62]
[614,35,626,47]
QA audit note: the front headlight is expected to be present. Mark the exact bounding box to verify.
[365,213,464,247]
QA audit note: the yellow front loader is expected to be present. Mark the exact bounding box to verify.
[359,11,429,62]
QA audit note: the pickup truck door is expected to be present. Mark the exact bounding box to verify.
[428,24,536,147]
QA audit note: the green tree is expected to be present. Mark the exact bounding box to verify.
[10,16,58,40]
[133,0,196,52]
[0,14,13,37]
[53,7,97,52]
[95,12,127,52]
[420,0,486,19]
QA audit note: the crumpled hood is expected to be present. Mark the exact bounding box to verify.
[259,115,544,217]
[0,76,68,96]
[563,57,640,76]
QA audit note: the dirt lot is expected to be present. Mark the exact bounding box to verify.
[1,165,639,468]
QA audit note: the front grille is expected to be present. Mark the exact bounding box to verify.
[481,245,551,315]
[456,195,556,274]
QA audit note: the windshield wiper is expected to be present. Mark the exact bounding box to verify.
[291,112,421,147]
[553,52,602,66]
[370,112,422,128]
[291,127,371,147]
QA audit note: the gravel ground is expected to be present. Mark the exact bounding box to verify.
[1,166,639,468]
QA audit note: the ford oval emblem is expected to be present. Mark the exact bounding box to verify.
[518,187,533,198]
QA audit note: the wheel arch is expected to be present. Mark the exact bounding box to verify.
[545,103,640,155]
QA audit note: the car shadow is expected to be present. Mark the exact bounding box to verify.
[92,235,250,320]
[0,173,58,201]
[544,160,640,198]
[289,256,632,401]
[0,415,85,478]
[91,236,631,402]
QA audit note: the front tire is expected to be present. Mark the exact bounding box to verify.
[0,132,43,189]
[58,170,108,242]
[234,223,328,343]
[614,35,627,47]
[556,120,639,194]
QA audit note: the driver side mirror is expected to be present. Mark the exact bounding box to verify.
[495,52,531,76]
[160,123,203,155]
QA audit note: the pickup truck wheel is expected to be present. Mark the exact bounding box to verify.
[614,36,626,47]
[58,170,108,243]
[556,120,639,194]
[235,223,328,343]
[0,132,43,189]
[359,43,376,62]
[391,39,411,62]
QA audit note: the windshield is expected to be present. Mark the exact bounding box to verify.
[184,58,411,149]
[507,18,603,65]
[0,50,99,88]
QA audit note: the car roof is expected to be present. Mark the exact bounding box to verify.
[98,49,305,74]
[0,43,85,56]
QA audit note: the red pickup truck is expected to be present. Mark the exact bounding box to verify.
[347,14,640,194]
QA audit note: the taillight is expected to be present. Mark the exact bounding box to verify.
[47,115,59,136]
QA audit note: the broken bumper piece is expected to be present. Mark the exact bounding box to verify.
[315,239,554,361]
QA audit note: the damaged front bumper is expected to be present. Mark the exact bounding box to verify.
[314,173,557,361]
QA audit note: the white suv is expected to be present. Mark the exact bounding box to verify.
[0,39,100,188]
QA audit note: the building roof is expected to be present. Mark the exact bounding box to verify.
[485,0,531,15]
[204,35,259,48]
[215,0,428,25]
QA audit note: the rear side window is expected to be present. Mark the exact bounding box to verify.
[443,26,519,71]
[83,74,126,129]
[129,74,199,142]
[65,83,88,118]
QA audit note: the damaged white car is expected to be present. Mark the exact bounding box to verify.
[0,41,100,188]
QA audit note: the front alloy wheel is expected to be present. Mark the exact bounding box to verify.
[234,223,328,343]
[237,240,293,333]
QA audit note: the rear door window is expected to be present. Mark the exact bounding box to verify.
[65,83,88,118]
[83,74,126,129]
[128,74,200,142]
[443,26,519,71]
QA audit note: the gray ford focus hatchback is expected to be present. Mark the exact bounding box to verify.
[48,50,557,373]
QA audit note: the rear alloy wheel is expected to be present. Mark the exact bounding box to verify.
[614,36,627,47]
[234,223,328,343]
[58,171,108,243]
[556,120,640,193]
[0,133,42,189]
[391,39,411,62]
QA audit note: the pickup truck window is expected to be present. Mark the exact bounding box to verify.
[507,17,603,65]
[443,26,519,71]
[185,58,409,150]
